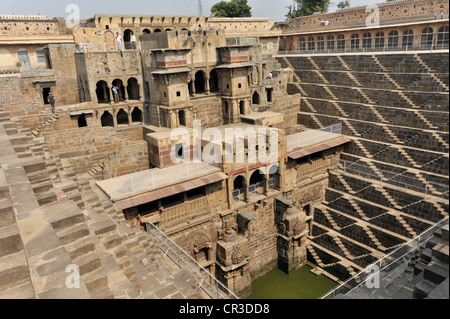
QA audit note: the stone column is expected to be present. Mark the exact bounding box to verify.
[127,106,132,124]
[275,198,308,274]
[206,74,210,94]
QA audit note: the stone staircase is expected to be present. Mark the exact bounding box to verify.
[0,112,206,299]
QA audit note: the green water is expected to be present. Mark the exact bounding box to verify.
[246,265,338,299]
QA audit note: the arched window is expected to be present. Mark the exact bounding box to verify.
[165,28,172,31]
[153,28,162,33]
[308,36,315,51]
[402,29,414,49]
[117,109,129,125]
[96,81,110,103]
[317,36,325,52]
[436,26,449,48]
[209,69,219,93]
[421,27,434,48]
[362,32,372,50]
[388,30,399,49]
[337,34,345,51]
[194,71,206,94]
[327,35,335,51]
[112,79,125,101]
[249,170,265,195]
[131,107,142,123]
[101,111,114,127]
[350,33,360,50]
[252,91,260,105]
[142,29,151,34]
[233,175,245,201]
[299,37,306,52]
[127,77,140,100]
[375,31,385,50]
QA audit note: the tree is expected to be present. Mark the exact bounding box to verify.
[286,0,330,20]
[337,0,350,9]
[211,0,252,18]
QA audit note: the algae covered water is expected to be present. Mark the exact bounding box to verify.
[247,265,338,299]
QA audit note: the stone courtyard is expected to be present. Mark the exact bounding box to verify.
[0,0,448,299]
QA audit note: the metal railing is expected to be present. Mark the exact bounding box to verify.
[232,188,245,201]
[226,37,259,46]
[337,159,449,199]
[318,122,342,135]
[147,222,238,299]
[249,180,265,195]
[320,216,449,299]
[277,41,449,56]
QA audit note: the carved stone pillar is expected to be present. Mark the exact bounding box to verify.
[275,197,308,274]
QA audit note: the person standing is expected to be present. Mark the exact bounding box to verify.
[47,92,56,113]
[116,32,122,51]
[130,32,137,50]
[112,85,119,103]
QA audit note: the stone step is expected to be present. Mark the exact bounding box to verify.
[0,225,23,258]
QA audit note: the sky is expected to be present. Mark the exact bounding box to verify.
[4,0,381,22]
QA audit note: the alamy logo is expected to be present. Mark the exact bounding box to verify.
[365,264,380,289]
[169,120,279,167]
[65,4,80,28]
[65,264,80,289]
[365,4,380,28]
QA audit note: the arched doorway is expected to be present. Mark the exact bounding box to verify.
[252,91,260,105]
[194,71,206,94]
[77,114,87,127]
[127,77,140,100]
[266,88,273,103]
[362,32,372,50]
[142,29,151,34]
[436,26,449,48]
[96,81,110,103]
[388,30,399,49]
[112,79,126,101]
[43,87,51,105]
[421,27,434,48]
[350,33,360,51]
[123,29,133,50]
[179,110,186,126]
[209,69,219,93]
[375,31,385,50]
[239,101,245,115]
[249,170,265,195]
[117,109,129,125]
[233,175,245,201]
[153,28,162,33]
[402,29,414,49]
[101,111,114,127]
[337,34,346,51]
[131,107,142,123]
[165,28,172,31]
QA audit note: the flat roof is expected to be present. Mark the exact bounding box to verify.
[241,111,282,120]
[287,129,349,153]
[151,67,191,75]
[287,129,350,159]
[96,162,226,204]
